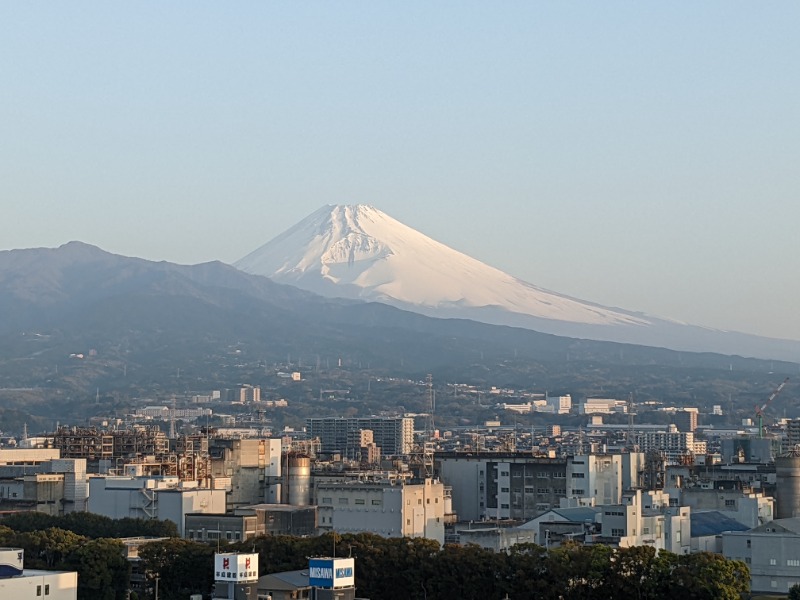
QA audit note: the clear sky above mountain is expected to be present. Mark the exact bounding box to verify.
[1,3,798,340]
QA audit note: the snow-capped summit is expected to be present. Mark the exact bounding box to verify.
[235,204,649,327]
[235,204,800,359]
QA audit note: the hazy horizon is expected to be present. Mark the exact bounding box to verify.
[2,3,798,340]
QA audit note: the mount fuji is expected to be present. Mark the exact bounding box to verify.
[236,204,800,362]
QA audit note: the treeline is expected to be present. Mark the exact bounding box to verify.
[0,524,129,600]
[0,512,179,600]
[0,511,179,539]
[0,516,750,600]
[139,533,750,600]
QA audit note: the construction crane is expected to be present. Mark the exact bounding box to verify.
[755,377,789,438]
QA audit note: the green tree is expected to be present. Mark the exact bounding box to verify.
[506,543,556,599]
[665,551,749,600]
[138,538,215,600]
[66,538,130,600]
[544,542,614,600]
[17,528,85,569]
[789,583,800,600]
[606,545,662,600]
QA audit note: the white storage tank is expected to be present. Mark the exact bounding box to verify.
[287,454,311,506]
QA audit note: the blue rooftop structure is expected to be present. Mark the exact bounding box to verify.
[691,511,750,537]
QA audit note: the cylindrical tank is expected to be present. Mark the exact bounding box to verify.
[287,454,311,506]
[775,450,800,518]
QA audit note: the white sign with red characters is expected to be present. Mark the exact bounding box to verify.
[214,552,259,583]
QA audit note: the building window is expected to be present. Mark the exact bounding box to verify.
[725,499,736,507]
[611,529,625,537]
[747,539,751,548]
[571,473,585,478]
[355,499,365,505]
[339,497,349,505]
[500,471,509,477]
[500,503,509,509]
[45,585,50,595]
[788,559,800,567]
[770,558,777,565]
[322,497,332,504]
[501,487,509,493]
[371,499,382,506]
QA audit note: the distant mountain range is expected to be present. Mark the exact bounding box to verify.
[236,204,800,362]
[0,242,793,391]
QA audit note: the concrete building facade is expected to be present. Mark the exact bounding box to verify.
[87,476,226,536]
[723,518,800,594]
[315,478,445,545]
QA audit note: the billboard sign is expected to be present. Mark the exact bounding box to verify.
[308,557,355,589]
[214,552,258,583]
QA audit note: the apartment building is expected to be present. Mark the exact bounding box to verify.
[306,417,414,457]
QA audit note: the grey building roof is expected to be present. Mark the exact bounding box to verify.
[690,511,750,537]
[518,507,601,529]
[258,569,310,591]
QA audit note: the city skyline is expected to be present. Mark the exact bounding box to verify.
[2,3,798,341]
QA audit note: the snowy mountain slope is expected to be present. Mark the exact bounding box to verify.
[235,205,649,327]
[235,205,800,361]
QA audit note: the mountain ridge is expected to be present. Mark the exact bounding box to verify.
[235,204,800,361]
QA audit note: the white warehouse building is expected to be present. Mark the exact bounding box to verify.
[315,478,445,545]
[88,476,226,536]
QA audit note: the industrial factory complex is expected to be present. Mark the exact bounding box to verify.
[3,382,800,596]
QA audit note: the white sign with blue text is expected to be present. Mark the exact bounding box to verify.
[308,557,355,589]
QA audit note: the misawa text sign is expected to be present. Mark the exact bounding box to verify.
[308,557,355,589]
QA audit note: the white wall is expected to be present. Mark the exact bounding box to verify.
[0,571,77,600]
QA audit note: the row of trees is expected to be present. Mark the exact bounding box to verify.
[137,533,750,600]
[0,512,178,600]
[0,510,178,538]
[0,514,750,600]
[0,525,129,600]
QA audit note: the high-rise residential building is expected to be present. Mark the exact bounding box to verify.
[787,419,800,450]
[306,417,414,456]
[637,425,706,462]
[239,385,261,403]
[673,408,699,432]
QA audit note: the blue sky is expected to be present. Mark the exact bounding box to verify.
[2,3,798,340]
